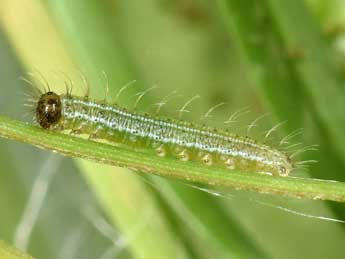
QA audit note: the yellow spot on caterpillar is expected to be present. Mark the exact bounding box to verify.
[202,154,212,166]
[179,149,189,161]
[225,158,235,170]
[279,166,288,177]
[156,145,166,157]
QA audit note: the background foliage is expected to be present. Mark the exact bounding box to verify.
[0,0,344,258]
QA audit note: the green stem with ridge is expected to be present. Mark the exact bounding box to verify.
[1,115,345,202]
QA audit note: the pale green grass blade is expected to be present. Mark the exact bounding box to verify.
[266,0,345,160]
[218,0,304,130]
[152,177,269,258]
[218,0,345,229]
[218,0,345,181]
[0,1,189,258]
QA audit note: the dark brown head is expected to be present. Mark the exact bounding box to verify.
[36,91,62,129]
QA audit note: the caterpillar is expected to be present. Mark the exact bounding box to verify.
[32,88,295,177]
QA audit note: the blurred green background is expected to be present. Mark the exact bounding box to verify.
[0,0,345,258]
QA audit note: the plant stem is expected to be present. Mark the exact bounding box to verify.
[1,115,345,202]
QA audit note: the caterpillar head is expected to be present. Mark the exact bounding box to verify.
[36,91,62,129]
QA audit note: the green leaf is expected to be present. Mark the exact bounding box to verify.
[265,0,345,163]
[218,0,345,235]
